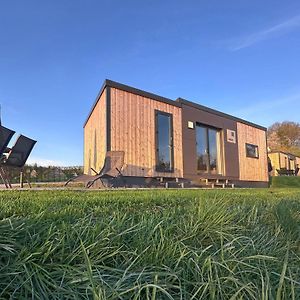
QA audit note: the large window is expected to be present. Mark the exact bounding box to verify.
[155,111,173,172]
[245,143,259,158]
[196,124,222,174]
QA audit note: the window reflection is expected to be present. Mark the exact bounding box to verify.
[245,143,259,158]
[196,125,221,174]
[156,112,173,171]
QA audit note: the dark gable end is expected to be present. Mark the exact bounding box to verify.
[84,79,266,131]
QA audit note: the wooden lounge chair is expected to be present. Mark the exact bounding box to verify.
[0,135,36,188]
[64,172,100,187]
[86,151,125,188]
[64,162,105,186]
[0,125,16,188]
[65,151,125,188]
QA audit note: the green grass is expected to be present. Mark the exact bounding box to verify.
[0,189,300,299]
[270,176,300,188]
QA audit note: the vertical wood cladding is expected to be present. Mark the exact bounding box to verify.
[83,80,269,184]
[279,152,290,170]
[296,157,300,175]
[268,152,280,176]
[83,90,106,175]
[237,122,268,182]
[269,152,300,176]
[110,87,183,178]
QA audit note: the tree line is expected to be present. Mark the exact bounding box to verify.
[5,165,83,184]
[267,121,300,156]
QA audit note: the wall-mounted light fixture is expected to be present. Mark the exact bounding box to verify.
[188,121,194,129]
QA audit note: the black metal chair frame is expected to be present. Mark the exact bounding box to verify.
[64,167,101,187]
[0,125,16,188]
[0,134,36,188]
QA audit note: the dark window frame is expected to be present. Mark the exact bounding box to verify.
[155,110,174,172]
[245,143,259,159]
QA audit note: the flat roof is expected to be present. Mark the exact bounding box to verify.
[269,150,300,158]
[84,79,266,131]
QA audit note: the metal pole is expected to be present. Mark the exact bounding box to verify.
[20,170,24,188]
[0,168,8,188]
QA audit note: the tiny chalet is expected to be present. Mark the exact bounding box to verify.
[268,151,300,176]
[84,80,269,187]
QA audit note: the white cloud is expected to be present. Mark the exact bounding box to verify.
[230,15,300,51]
[231,92,300,125]
[26,157,70,167]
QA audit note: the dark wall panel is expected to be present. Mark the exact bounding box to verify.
[181,104,240,179]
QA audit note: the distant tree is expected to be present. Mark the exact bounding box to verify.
[267,121,300,156]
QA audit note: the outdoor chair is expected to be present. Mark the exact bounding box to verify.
[276,168,287,176]
[86,151,125,188]
[276,168,295,176]
[65,151,125,188]
[64,172,100,187]
[64,164,105,186]
[0,125,16,188]
[0,134,36,188]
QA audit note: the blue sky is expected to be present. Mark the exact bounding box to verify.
[1,0,300,166]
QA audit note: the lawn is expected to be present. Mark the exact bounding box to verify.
[270,176,300,188]
[0,189,300,299]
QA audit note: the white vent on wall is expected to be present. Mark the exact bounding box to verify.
[227,129,236,143]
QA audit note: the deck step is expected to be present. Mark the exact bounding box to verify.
[199,178,235,189]
[156,177,190,188]
[165,181,186,188]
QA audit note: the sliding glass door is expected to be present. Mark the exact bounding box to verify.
[196,126,208,172]
[196,125,221,174]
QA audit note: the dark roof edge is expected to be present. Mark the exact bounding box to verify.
[177,98,267,131]
[84,79,266,132]
[84,79,181,127]
[106,79,181,108]
[269,150,300,157]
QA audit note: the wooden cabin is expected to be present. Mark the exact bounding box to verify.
[268,151,300,176]
[84,80,269,187]
[297,157,300,176]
